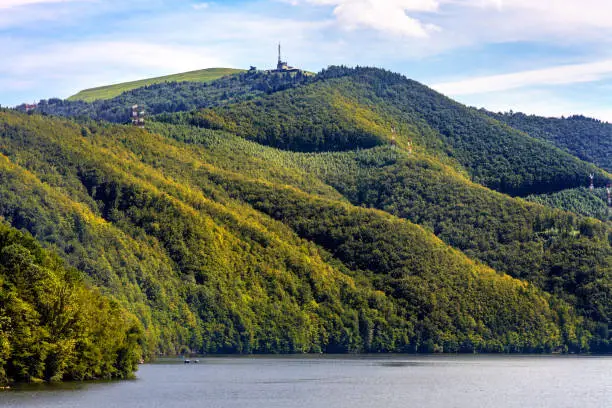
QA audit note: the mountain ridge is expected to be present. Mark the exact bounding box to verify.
[67,68,245,102]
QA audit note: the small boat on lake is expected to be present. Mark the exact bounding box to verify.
[183,358,200,364]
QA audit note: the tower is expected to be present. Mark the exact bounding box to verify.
[589,174,594,190]
[276,43,288,71]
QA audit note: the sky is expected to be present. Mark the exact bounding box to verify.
[1,0,612,121]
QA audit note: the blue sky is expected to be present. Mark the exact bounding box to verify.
[1,0,612,121]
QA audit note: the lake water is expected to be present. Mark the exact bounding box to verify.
[1,355,610,408]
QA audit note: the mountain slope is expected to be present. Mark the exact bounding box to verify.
[178,66,610,195]
[3,66,612,356]
[526,187,611,221]
[148,120,612,351]
[489,112,612,173]
[26,70,310,124]
[0,221,142,385]
[0,109,589,355]
[67,68,245,102]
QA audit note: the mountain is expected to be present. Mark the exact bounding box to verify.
[526,187,611,221]
[22,70,311,124]
[2,66,612,377]
[487,111,612,173]
[67,68,245,102]
[196,67,610,194]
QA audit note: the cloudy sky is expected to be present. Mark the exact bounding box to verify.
[1,0,612,120]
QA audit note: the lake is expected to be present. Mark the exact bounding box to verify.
[1,355,610,408]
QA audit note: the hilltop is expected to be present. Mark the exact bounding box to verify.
[67,68,245,102]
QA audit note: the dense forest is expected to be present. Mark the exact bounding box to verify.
[489,111,612,173]
[173,67,609,196]
[2,65,612,384]
[150,121,611,352]
[0,222,142,385]
[16,70,312,124]
[526,187,611,221]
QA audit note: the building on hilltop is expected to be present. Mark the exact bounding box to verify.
[273,43,300,73]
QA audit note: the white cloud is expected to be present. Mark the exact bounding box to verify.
[442,0,612,46]
[0,41,228,100]
[288,0,612,46]
[192,2,209,10]
[299,0,441,37]
[0,0,80,8]
[432,59,612,95]
[4,41,226,75]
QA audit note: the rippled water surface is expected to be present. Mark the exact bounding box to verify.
[1,355,611,408]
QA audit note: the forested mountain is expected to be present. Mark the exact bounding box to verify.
[17,70,312,124]
[161,67,610,195]
[488,112,612,173]
[526,187,611,221]
[1,109,580,357]
[2,65,612,385]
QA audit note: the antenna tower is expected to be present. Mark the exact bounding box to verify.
[589,174,595,190]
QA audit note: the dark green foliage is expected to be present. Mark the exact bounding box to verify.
[152,120,612,352]
[217,176,580,353]
[179,83,387,151]
[18,70,311,124]
[0,222,142,385]
[489,112,612,173]
[526,188,611,221]
[166,66,610,195]
[269,147,612,351]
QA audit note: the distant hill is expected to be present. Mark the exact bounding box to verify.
[526,187,611,221]
[487,111,612,173]
[67,68,245,102]
[29,70,310,123]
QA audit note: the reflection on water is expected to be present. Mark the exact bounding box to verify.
[1,355,611,408]
[378,361,430,367]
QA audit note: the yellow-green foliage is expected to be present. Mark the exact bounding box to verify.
[0,110,592,357]
[0,222,142,385]
[67,68,244,102]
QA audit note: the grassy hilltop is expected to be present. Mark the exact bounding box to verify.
[67,68,245,102]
